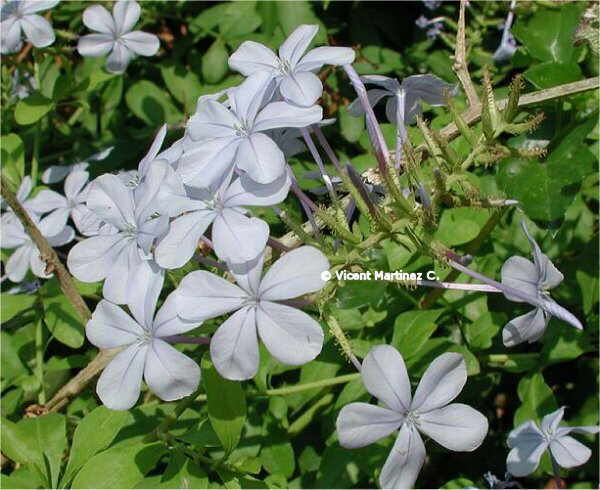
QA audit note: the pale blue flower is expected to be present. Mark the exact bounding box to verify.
[1,0,59,54]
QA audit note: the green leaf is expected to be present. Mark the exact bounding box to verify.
[524,61,582,89]
[219,1,262,38]
[261,438,295,478]
[14,92,54,126]
[540,321,589,365]
[158,449,209,489]
[1,331,30,385]
[335,280,388,309]
[71,442,166,489]
[201,354,247,454]
[202,40,229,85]
[1,292,37,322]
[392,309,444,359]
[61,406,131,486]
[514,371,557,426]
[125,81,182,126]
[435,208,490,246]
[339,105,364,143]
[463,312,502,351]
[0,134,25,183]
[41,278,84,348]
[160,61,203,113]
[512,4,584,63]
[276,2,326,44]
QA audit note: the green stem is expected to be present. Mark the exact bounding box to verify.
[288,393,335,437]
[35,319,46,405]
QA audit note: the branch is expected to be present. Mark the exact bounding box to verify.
[453,0,479,108]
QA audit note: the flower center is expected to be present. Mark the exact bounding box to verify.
[277,58,292,75]
[233,123,250,138]
[405,411,420,427]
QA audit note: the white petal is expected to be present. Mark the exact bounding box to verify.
[506,420,547,477]
[347,89,390,117]
[541,407,565,435]
[86,174,135,229]
[210,306,259,381]
[223,173,290,208]
[20,14,54,48]
[121,31,159,56]
[550,435,592,468]
[16,176,32,202]
[258,246,329,301]
[236,133,285,185]
[82,4,115,34]
[27,189,67,214]
[177,137,239,188]
[380,423,426,490]
[139,125,167,174]
[102,241,141,304]
[229,40,278,76]
[29,246,51,278]
[153,291,201,338]
[144,338,200,401]
[105,42,135,74]
[502,308,548,347]
[45,223,75,247]
[112,0,140,35]
[278,24,317,67]
[212,210,269,265]
[20,1,59,14]
[253,101,323,132]
[411,352,466,413]
[71,204,106,236]
[1,220,27,248]
[418,403,488,451]
[187,100,238,141]
[176,270,247,322]
[501,255,539,303]
[296,46,356,72]
[279,71,323,107]
[63,170,89,200]
[77,33,114,57]
[41,165,73,184]
[155,211,216,270]
[67,234,131,282]
[6,245,32,283]
[520,221,564,290]
[96,343,147,410]
[256,301,323,366]
[230,71,277,124]
[1,17,23,54]
[86,300,144,349]
[127,259,163,329]
[360,345,412,413]
[227,254,264,297]
[401,74,455,107]
[336,402,404,449]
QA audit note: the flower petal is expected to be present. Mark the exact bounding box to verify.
[113,0,140,35]
[153,291,201,337]
[541,407,565,435]
[235,133,285,185]
[229,40,279,76]
[20,1,59,14]
[178,137,238,189]
[67,233,131,282]
[86,300,144,349]
[121,30,159,56]
[336,402,404,449]
[253,101,322,132]
[347,88,390,117]
[29,246,51,278]
[106,42,135,73]
[550,435,592,469]
[501,255,539,303]
[1,17,23,54]
[77,33,114,57]
[82,5,115,34]
[127,259,164,330]
[520,220,564,290]
[210,306,260,380]
[360,344,412,413]
[418,403,488,451]
[155,210,216,270]
[86,174,135,230]
[506,420,547,477]
[212,209,269,265]
[402,74,455,107]
[502,308,548,347]
[230,71,276,124]
[379,423,426,490]
[278,24,317,67]
[102,240,141,305]
[27,189,67,214]
[223,173,290,208]
[411,352,466,413]
[279,71,323,107]
[256,301,323,366]
[258,245,329,301]
[296,46,356,72]
[20,14,54,48]
[187,100,238,141]
[176,270,247,322]
[6,245,32,283]
[96,343,147,410]
[144,338,200,401]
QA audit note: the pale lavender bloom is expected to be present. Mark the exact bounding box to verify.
[155,171,290,269]
[7,279,41,294]
[175,246,329,381]
[0,176,39,224]
[493,0,518,63]
[2,213,74,282]
[28,170,111,236]
[507,407,599,476]
[77,0,159,74]
[87,289,201,410]
[180,72,322,188]
[10,69,37,100]
[348,74,457,126]
[41,146,113,184]
[501,221,582,347]
[336,345,488,489]
[1,0,59,54]
[423,0,441,10]
[416,15,444,39]
[229,24,355,107]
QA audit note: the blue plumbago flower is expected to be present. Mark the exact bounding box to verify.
[336,345,488,489]
[229,24,355,107]
[1,176,39,224]
[155,171,290,269]
[423,0,442,10]
[348,74,457,126]
[77,0,159,74]
[10,69,37,100]
[42,146,113,184]
[507,407,599,477]
[1,0,59,54]
[87,289,201,410]
[2,213,74,282]
[175,246,329,381]
[493,0,518,63]
[416,15,444,39]
[500,221,582,347]
[180,71,322,188]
